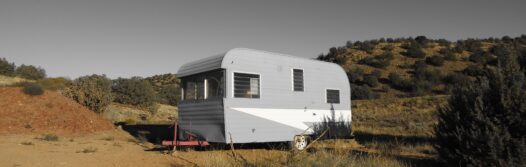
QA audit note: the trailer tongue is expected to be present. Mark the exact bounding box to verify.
[161,123,209,148]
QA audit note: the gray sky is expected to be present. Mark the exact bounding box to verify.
[1,0,525,78]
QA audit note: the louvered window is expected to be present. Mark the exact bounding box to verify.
[293,69,304,91]
[326,89,340,104]
[234,72,260,98]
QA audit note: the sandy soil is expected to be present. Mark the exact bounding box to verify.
[0,130,177,167]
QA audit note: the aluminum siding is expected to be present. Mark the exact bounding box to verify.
[178,100,226,143]
[221,48,351,143]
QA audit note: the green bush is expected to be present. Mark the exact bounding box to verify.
[443,72,470,85]
[347,67,364,83]
[468,50,493,64]
[22,83,44,96]
[15,64,46,80]
[463,65,486,76]
[370,69,383,78]
[426,55,445,66]
[403,44,426,58]
[439,48,457,61]
[363,75,379,87]
[157,84,180,106]
[435,46,526,166]
[443,73,470,92]
[0,58,16,76]
[112,77,157,109]
[63,74,113,113]
[359,51,393,69]
[351,84,377,100]
[388,73,412,91]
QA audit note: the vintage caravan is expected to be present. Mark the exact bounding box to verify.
[177,48,351,150]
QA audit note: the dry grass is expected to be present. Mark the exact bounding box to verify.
[169,95,445,166]
[0,75,32,86]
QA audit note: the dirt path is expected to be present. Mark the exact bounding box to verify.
[0,130,177,167]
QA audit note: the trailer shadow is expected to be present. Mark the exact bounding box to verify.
[119,123,290,152]
[352,131,434,145]
[119,124,175,145]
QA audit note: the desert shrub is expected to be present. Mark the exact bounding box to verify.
[63,74,113,112]
[359,51,393,69]
[435,46,526,166]
[415,35,429,47]
[36,77,71,91]
[359,41,375,53]
[112,77,157,109]
[439,48,457,61]
[469,50,493,64]
[363,75,379,87]
[422,69,443,84]
[312,115,353,139]
[410,80,432,96]
[444,52,457,61]
[22,83,44,96]
[437,39,452,47]
[403,44,426,58]
[443,72,470,86]
[347,67,364,83]
[457,39,483,52]
[412,60,428,80]
[426,55,445,66]
[157,84,180,106]
[15,64,46,80]
[0,58,16,76]
[388,73,412,91]
[371,69,383,78]
[317,47,346,65]
[351,84,377,100]
[463,65,486,76]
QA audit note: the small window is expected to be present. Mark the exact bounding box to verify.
[326,89,340,104]
[293,69,304,91]
[234,72,260,98]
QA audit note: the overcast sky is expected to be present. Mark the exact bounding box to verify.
[0,0,525,78]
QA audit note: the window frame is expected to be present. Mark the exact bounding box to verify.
[325,88,340,104]
[180,69,226,102]
[291,68,304,92]
[232,71,262,99]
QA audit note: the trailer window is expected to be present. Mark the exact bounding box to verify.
[292,69,304,91]
[234,72,260,98]
[326,89,340,104]
[181,70,225,101]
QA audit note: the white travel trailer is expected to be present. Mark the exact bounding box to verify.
[177,48,351,150]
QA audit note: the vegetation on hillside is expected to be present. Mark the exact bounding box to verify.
[63,74,114,113]
[0,58,46,80]
[112,77,158,112]
[317,35,526,100]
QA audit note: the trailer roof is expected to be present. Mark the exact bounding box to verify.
[177,48,337,77]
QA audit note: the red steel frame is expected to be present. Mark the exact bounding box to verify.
[161,123,209,147]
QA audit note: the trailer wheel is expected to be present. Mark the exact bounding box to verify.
[292,135,310,151]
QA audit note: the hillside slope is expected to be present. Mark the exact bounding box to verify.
[0,87,114,135]
[317,36,526,99]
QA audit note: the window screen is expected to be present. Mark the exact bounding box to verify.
[326,89,340,103]
[293,69,304,91]
[234,72,260,98]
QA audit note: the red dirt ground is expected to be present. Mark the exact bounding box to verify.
[0,87,114,135]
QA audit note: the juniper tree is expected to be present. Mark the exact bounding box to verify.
[435,44,526,166]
